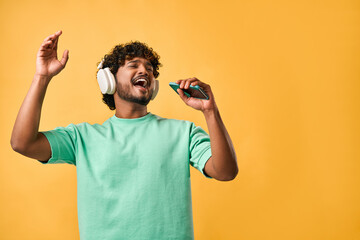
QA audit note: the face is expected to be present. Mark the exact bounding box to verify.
[115,57,155,106]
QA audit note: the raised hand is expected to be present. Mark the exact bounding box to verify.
[176,78,217,112]
[35,30,69,79]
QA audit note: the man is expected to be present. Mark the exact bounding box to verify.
[11,30,238,239]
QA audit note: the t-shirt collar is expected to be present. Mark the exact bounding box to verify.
[110,112,155,124]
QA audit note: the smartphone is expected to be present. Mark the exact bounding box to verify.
[169,82,209,100]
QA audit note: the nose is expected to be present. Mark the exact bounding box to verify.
[137,64,150,76]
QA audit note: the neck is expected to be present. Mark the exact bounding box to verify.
[114,96,148,119]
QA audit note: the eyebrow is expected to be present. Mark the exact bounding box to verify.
[127,60,153,67]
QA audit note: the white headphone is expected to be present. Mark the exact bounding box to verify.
[96,59,159,100]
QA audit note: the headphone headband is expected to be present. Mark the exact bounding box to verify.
[97,59,104,69]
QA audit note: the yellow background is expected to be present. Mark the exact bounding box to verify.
[1,0,359,239]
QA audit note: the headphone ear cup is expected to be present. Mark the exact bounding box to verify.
[104,68,116,94]
[151,80,159,100]
[97,67,116,94]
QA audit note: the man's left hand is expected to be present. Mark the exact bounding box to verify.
[176,78,217,112]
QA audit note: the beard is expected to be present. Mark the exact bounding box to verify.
[116,81,152,106]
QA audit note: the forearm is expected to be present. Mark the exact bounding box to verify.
[203,108,238,179]
[11,74,50,151]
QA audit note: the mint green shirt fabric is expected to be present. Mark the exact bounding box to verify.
[39,113,212,240]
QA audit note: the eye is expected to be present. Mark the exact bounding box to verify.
[129,64,153,72]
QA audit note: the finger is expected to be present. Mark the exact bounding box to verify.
[177,88,189,102]
[55,30,62,36]
[184,79,191,89]
[191,79,208,89]
[60,49,69,67]
[44,34,56,42]
[180,80,186,89]
[190,80,200,86]
[176,79,183,84]
[53,31,62,50]
[53,37,59,50]
[42,31,61,46]
[47,30,61,39]
[184,78,199,89]
[40,40,54,51]
[43,34,57,43]
[184,79,195,89]
[41,40,53,47]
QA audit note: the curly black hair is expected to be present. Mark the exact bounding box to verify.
[97,41,162,110]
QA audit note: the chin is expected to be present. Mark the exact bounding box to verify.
[134,99,150,106]
[119,94,151,106]
[116,85,152,106]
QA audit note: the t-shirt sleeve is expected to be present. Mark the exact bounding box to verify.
[38,124,77,165]
[189,123,213,179]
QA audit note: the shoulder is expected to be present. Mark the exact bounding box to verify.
[150,114,206,138]
[151,114,194,128]
[152,114,208,136]
[59,117,112,135]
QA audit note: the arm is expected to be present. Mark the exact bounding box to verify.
[10,30,69,161]
[176,78,238,181]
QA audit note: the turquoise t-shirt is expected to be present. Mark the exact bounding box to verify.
[39,113,212,240]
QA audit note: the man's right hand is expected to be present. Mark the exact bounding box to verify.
[35,30,69,79]
[10,31,70,161]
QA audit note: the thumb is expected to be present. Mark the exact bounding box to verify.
[177,88,189,102]
[60,49,69,67]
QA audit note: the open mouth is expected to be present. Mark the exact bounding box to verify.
[133,78,148,90]
[133,77,149,91]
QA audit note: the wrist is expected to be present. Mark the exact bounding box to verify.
[202,107,219,119]
[33,73,52,84]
